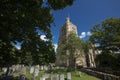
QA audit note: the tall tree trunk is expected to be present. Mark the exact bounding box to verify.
[6,65,10,76]
[74,58,77,71]
[0,67,2,71]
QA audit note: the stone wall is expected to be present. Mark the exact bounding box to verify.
[80,68,120,80]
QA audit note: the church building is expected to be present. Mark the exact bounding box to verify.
[55,17,99,68]
[55,18,87,67]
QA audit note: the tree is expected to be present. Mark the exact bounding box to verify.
[0,0,74,75]
[58,32,83,69]
[90,18,120,69]
[90,18,120,53]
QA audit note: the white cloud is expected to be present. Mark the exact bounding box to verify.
[79,36,84,39]
[87,31,92,36]
[81,32,86,35]
[54,44,58,52]
[40,35,49,41]
[79,32,86,39]
[79,31,92,39]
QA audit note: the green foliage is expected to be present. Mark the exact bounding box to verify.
[90,18,120,53]
[66,33,83,58]
[48,0,74,10]
[58,32,84,68]
[90,18,120,69]
[0,0,74,66]
[82,41,92,54]
[0,42,21,67]
[96,53,120,70]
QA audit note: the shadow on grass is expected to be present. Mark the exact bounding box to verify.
[0,74,30,80]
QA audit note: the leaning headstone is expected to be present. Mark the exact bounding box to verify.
[2,67,7,73]
[67,73,71,80]
[60,74,64,80]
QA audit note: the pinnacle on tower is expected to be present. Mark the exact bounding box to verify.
[66,17,70,24]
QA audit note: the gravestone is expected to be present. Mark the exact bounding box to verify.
[56,74,59,80]
[2,67,7,73]
[11,65,15,72]
[34,69,39,77]
[67,73,71,80]
[34,65,40,77]
[21,67,26,75]
[42,74,49,79]
[40,66,44,70]
[40,77,45,80]
[51,75,59,80]
[8,68,14,76]
[48,64,52,73]
[15,64,20,72]
[44,66,48,71]
[79,71,81,77]
[60,74,64,80]
[30,67,34,74]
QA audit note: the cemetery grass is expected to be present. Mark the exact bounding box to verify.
[26,69,100,80]
[71,70,101,80]
[0,69,101,80]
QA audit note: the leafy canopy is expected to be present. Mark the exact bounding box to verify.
[0,0,74,66]
[90,18,120,69]
[90,18,120,53]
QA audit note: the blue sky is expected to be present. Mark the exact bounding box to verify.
[51,0,120,45]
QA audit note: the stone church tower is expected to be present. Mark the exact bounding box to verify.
[55,18,87,67]
[58,17,77,45]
